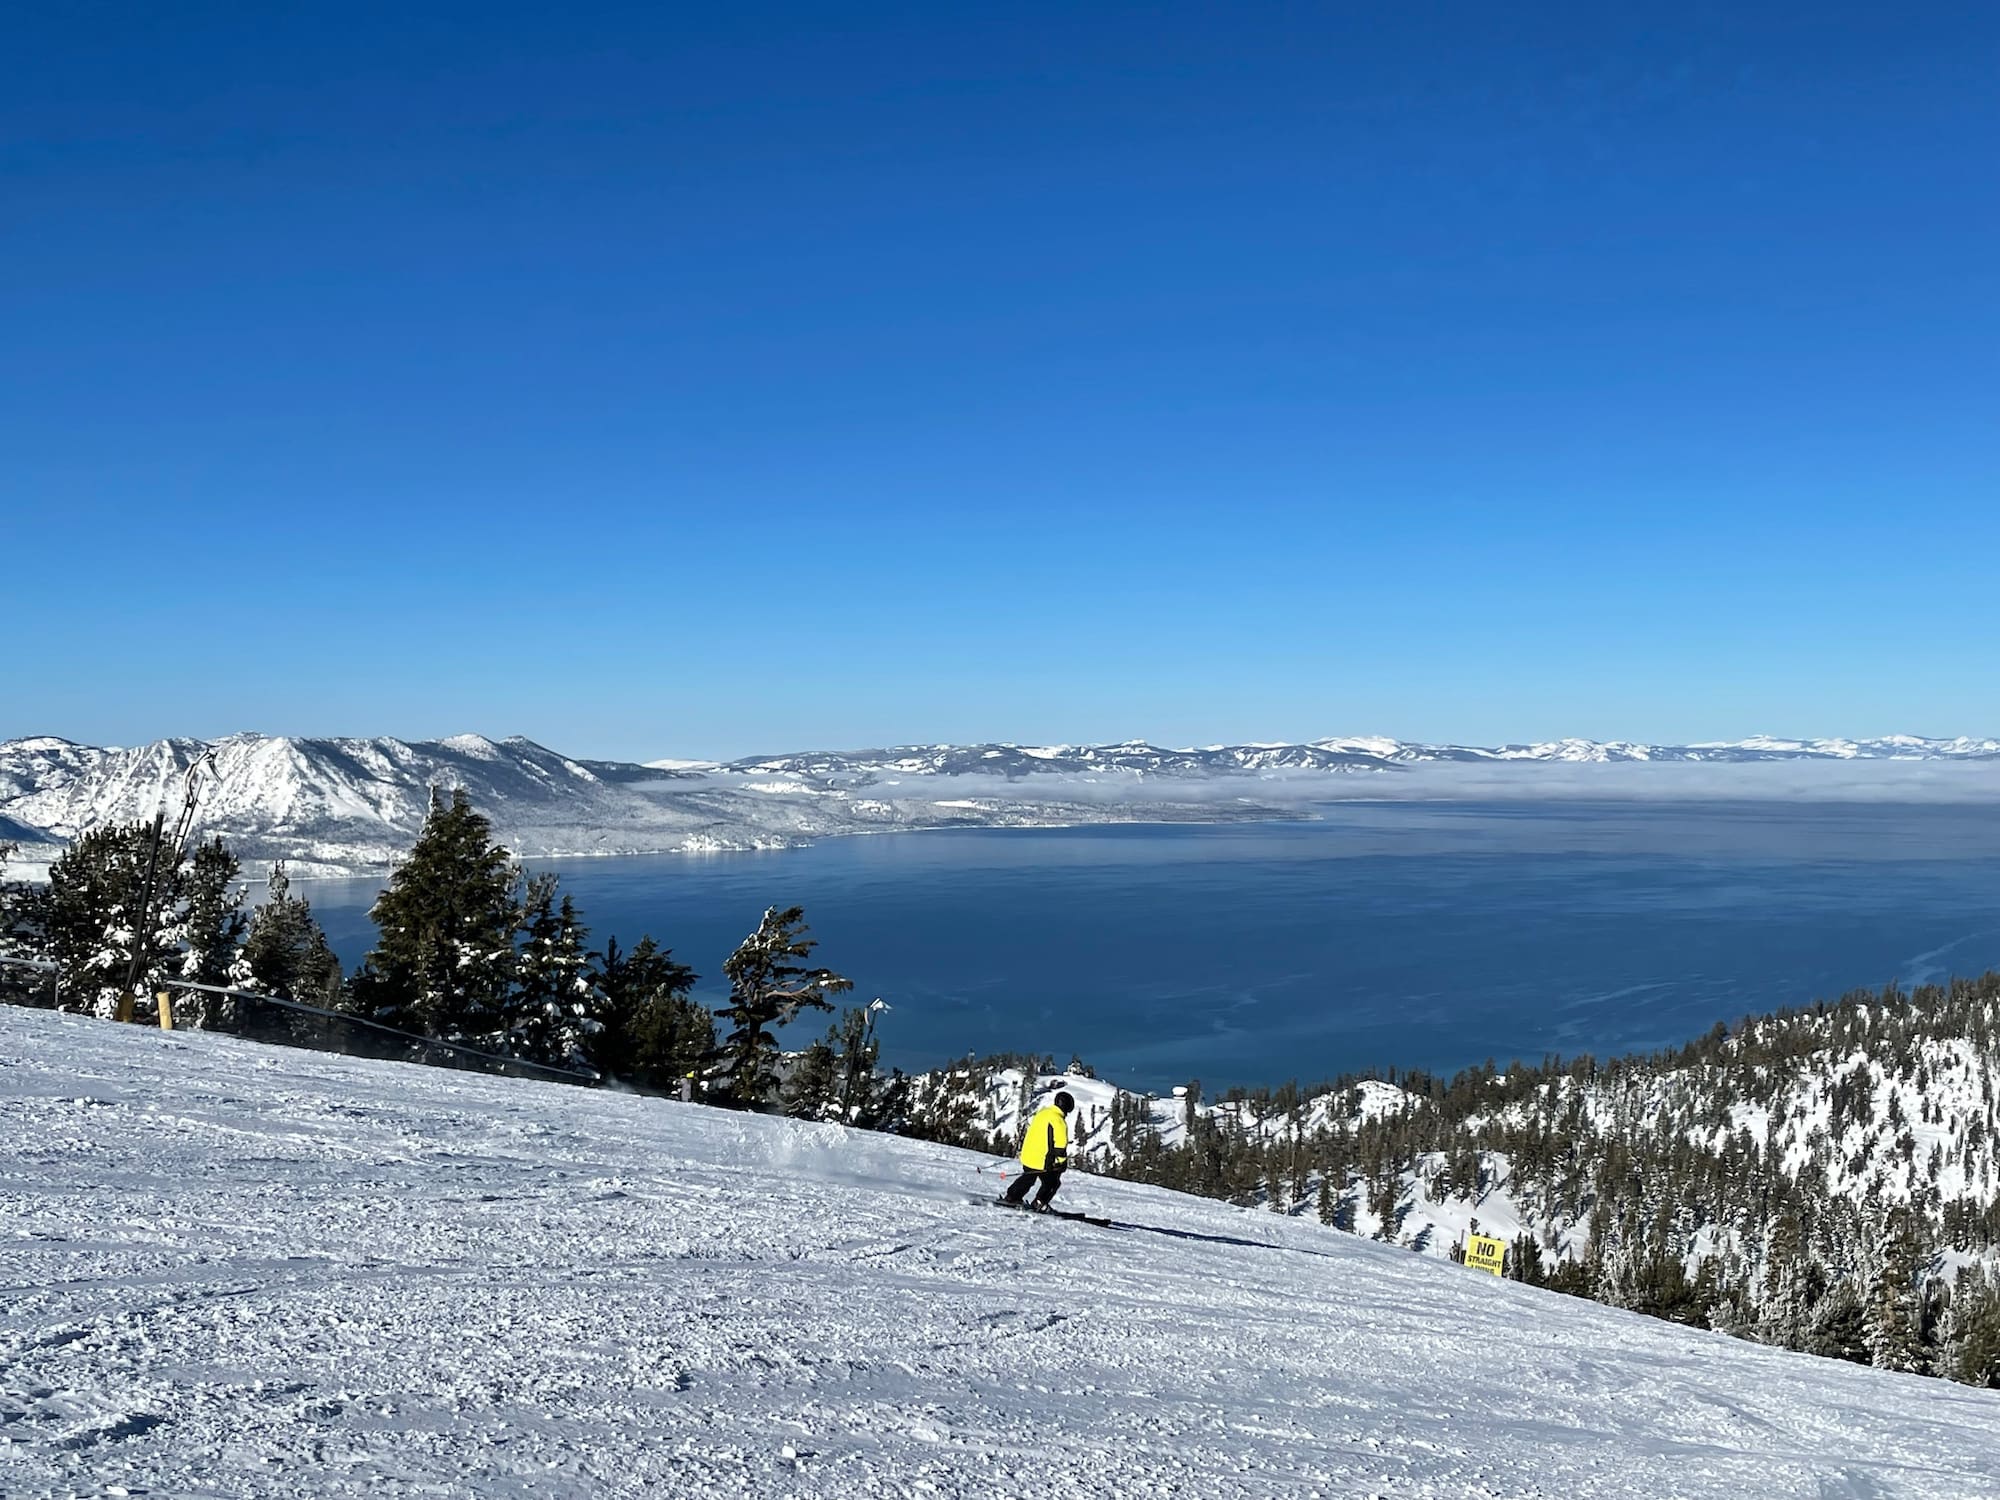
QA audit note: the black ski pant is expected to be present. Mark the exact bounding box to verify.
[1005,1165,1063,1208]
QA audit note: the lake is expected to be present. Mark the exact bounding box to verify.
[297,800,2000,1093]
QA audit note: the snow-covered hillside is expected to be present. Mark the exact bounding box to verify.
[5,1007,1998,1499]
[917,981,2000,1381]
[5,729,1998,877]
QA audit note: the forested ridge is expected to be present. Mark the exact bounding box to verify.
[913,975,2000,1386]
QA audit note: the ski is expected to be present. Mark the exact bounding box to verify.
[988,1197,1113,1228]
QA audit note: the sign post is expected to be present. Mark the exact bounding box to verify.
[1464,1233,1506,1277]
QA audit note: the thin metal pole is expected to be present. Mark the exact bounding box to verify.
[118,808,168,1021]
[116,748,218,1022]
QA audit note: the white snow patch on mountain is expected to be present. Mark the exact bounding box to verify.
[4,1006,1997,1499]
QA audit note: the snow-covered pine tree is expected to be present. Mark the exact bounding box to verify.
[351,789,518,1040]
[1943,1264,2000,1387]
[1288,1121,1312,1208]
[237,862,343,1044]
[900,1062,984,1148]
[241,863,342,1006]
[509,875,605,1070]
[166,838,249,1028]
[1701,1243,1751,1336]
[714,905,853,1111]
[1809,1278,1871,1365]
[1757,1213,1811,1349]
[175,839,247,986]
[1867,1208,1933,1374]
[42,823,192,1019]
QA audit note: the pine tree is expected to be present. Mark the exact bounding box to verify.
[1510,1232,1546,1287]
[903,1064,983,1149]
[861,1067,914,1134]
[352,790,519,1039]
[27,824,251,1025]
[1809,1279,1871,1365]
[241,863,343,1006]
[43,823,198,1018]
[714,906,853,1110]
[509,875,605,1070]
[591,936,707,1090]
[829,1005,884,1124]
[1867,1209,1931,1374]
[0,841,54,1006]
[166,838,249,1028]
[237,862,343,1043]
[1943,1265,2000,1388]
[1758,1213,1811,1350]
[782,1034,841,1120]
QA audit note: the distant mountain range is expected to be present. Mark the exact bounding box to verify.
[1,732,1995,878]
[699,733,2000,777]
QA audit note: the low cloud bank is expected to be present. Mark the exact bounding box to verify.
[678,760,2000,808]
[1362,760,2000,804]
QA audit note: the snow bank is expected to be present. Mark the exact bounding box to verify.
[3,1008,1997,1499]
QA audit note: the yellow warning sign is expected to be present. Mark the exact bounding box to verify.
[1464,1233,1506,1277]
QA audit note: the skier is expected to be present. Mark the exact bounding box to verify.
[1002,1089,1074,1212]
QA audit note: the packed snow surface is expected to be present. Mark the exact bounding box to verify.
[5,1009,1999,1499]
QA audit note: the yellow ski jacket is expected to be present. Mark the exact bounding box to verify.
[1019,1102,1070,1171]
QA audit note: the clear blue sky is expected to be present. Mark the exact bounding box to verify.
[5,2,1994,760]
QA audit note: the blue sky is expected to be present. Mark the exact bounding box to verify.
[5,2,1994,760]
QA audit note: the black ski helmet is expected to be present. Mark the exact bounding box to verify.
[1054,1090,1076,1112]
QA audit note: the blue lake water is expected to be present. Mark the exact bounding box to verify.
[298,800,2000,1093]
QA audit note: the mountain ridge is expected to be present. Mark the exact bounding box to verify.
[3,730,1997,877]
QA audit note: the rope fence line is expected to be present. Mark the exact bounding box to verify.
[0,954,597,1086]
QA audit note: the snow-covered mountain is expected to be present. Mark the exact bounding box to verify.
[0,733,1307,877]
[7,1003,1996,1499]
[5,730,1997,878]
[715,732,2000,778]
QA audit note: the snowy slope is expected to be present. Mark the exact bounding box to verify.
[5,1008,1998,1499]
[940,1002,2000,1286]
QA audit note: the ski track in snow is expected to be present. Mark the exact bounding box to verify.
[3,1009,1998,1499]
